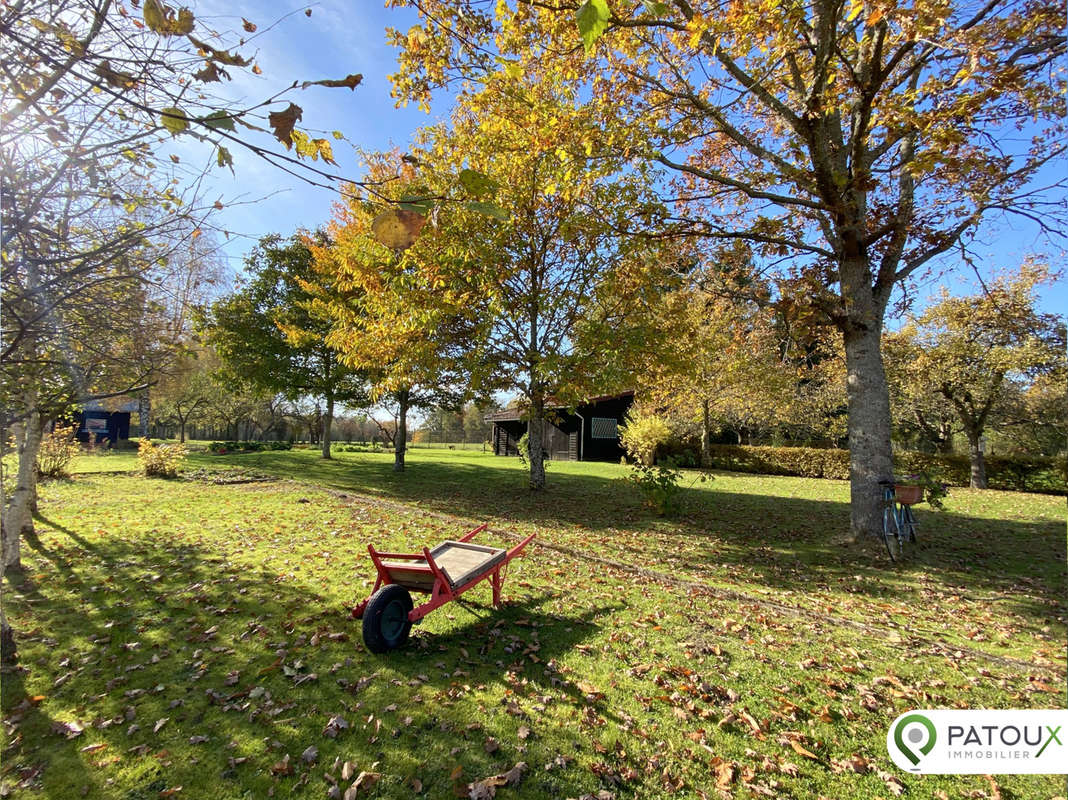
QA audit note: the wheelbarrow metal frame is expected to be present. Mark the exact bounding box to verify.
[351,523,535,624]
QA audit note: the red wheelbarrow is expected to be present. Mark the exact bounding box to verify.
[352,524,535,652]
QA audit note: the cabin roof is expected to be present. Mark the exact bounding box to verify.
[82,399,140,413]
[484,391,634,422]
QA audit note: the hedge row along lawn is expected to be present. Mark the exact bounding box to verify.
[2,447,1064,799]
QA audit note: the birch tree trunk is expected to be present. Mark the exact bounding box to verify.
[3,405,43,568]
[0,565,15,662]
[701,398,711,466]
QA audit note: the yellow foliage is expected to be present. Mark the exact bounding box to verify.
[138,438,187,478]
[38,424,80,478]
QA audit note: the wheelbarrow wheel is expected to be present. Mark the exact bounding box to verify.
[362,585,413,653]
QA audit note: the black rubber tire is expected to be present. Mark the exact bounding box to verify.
[882,507,899,562]
[902,508,918,543]
[362,584,413,653]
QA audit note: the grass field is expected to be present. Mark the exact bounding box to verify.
[2,447,1065,799]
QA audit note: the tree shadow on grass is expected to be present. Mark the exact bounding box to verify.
[2,516,621,799]
[184,451,1066,632]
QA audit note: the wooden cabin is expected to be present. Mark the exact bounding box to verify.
[486,391,634,462]
[73,399,137,444]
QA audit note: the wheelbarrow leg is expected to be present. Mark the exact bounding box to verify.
[491,567,502,607]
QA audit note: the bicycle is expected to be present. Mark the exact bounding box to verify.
[879,480,919,561]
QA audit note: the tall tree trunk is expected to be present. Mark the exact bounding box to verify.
[3,408,43,568]
[964,425,988,489]
[527,395,546,490]
[178,418,187,443]
[394,389,409,472]
[321,395,334,460]
[0,585,16,664]
[936,419,954,454]
[701,398,711,465]
[138,390,151,437]
[842,315,894,542]
[0,524,15,663]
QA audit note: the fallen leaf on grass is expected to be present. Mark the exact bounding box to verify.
[51,720,84,738]
[784,738,819,761]
[80,742,107,754]
[829,754,868,774]
[270,754,293,776]
[711,759,735,790]
[466,762,526,799]
[874,767,905,796]
[576,680,604,699]
[738,709,764,738]
[342,771,381,799]
[301,745,318,764]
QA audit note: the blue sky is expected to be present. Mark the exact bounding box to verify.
[182,1,442,273]
[189,2,1066,320]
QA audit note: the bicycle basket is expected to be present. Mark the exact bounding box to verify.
[894,484,923,505]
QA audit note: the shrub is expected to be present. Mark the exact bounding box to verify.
[138,438,187,478]
[37,423,80,478]
[624,458,710,516]
[619,413,672,466]
[625,460,684,515]
[207,441,292,454]
[895,470,949,510]
[703,444,1066,494]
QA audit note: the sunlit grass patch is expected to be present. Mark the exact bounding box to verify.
[2,449,1063,799]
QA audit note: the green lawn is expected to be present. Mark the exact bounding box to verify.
[2,447,1064,799]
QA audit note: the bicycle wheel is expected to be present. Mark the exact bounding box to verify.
[901,506,918,543]
[882,505,900,561]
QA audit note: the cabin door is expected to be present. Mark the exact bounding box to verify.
[544,425,572,461]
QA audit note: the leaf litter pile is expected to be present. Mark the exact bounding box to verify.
[1,450,1064,799]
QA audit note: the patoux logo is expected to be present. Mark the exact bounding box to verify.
[887,709,1068,775]
[892,713,936,770]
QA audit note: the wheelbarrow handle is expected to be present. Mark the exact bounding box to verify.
[506,532,536,559]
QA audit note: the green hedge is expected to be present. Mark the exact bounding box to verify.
[701,444,1066,494]
[207,441,292,454]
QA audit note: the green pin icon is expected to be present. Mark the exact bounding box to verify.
[894,713,937,766]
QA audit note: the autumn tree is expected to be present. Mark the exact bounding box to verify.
[386,0,1067,536]
[0,0,364,661]
[412,81,661,489]
[1008,374,1067,457]
[199,235,367,459]
[886,261,1066,487]
[153,349,214,444]
[884,337,959,453]
[310,156,476,472]
[626,284,788,454]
